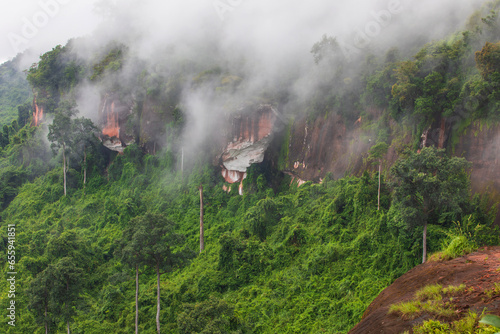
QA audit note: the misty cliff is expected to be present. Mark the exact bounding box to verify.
[273,112,500,206]
[2,1,500,333]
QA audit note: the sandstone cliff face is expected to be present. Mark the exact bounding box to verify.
[99,94,135,152]
[99,93,177,153]
[285,114,368,181]
[32,98,44,127]
[95,87,500,214]
[281,111,500,221]
[220,105,277,194]
[284,111,500,196]
[281,111,395,182]
[454,121,500,196]
[418,117,500,221]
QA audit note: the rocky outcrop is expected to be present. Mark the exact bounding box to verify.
[417,117,500,222]
[32,98,44,127]
[220,105,278,194]
[454,121,500,197]
[282,111,500,222]
[99,94,135,152]
[349,247,500,334]
[284,113,375,181]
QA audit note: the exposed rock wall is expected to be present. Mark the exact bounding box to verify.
[99,94,135,152]
[95,87,500,216]
[418,117,500,222]
[454,121,500,196]
[220,105,277,193]
[281,111,500,222]
[284,113,374,181]
[32,98,44,127]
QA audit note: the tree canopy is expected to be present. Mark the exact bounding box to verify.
[391,147,472,263]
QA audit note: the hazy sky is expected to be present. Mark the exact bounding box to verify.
[0,0,485,67]
[0,0,487,159]
[0,0,100,64]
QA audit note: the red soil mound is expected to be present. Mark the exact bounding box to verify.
[349,246,500,334]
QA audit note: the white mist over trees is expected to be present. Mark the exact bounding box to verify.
[29,0,479,162]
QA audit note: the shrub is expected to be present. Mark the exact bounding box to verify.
[416,284,442,301]
[413,319,450,333]
[442,236,477,260]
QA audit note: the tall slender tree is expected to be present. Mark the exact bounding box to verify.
[50,257,83,334]
[368,142,389,211]
[123,212,194,334]
[45,231,88,333]
[48,100,77,196]
[51,257,83,334]
[115,222,147,334]
[199,185,205,253]
[48,101,97,196]
[28,266,55,334]
[72,117,98,194]
[391,147,471,263]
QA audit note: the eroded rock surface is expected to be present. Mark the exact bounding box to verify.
[220,105,278,193]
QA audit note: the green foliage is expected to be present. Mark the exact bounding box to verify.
[390,284,468,321]
[442,284,466,296]
[389,301,422,319]
[414,319,451,333]
[415,284,443,301]
[310,35,341,64]
[177,297,248,333]
[484,283,500,299]
[27,43,86,109]
[0,124,49,212]
[90,45,127,81]
[442,235,477,260]
[368,142,389,162]
[1,7,500,333]
[391,146,472,262]
[475,42,500,82]
[413,311,499,334]
[0,138,497,334]
[125,212,194,272]
[480,315,500,331]
[0,57,31,127]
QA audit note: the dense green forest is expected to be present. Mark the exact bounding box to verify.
[0,134,497,333]
[0,1,499,333]
[0,57,31,128]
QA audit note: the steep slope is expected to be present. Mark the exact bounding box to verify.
[0,58,31,126]
[349,247,500,334]
[1,3,499,334]
[278,112,500,223]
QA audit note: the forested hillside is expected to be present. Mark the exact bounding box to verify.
[0,57,31,128]
[0,1,499,334]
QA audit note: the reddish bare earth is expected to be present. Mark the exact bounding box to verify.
[349,247,500,334]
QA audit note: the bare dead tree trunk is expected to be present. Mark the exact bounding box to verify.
[181,147,184,175]
[83,147,87,195]
[378,160,381,211]
[199,185,204,252]
[156,264,161,334]
[422,221,428,264]
[63,142,67,196]
[66,282,70,334]
[135,264,139,334]
[83,148,87,185]
[45,305,48,334]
